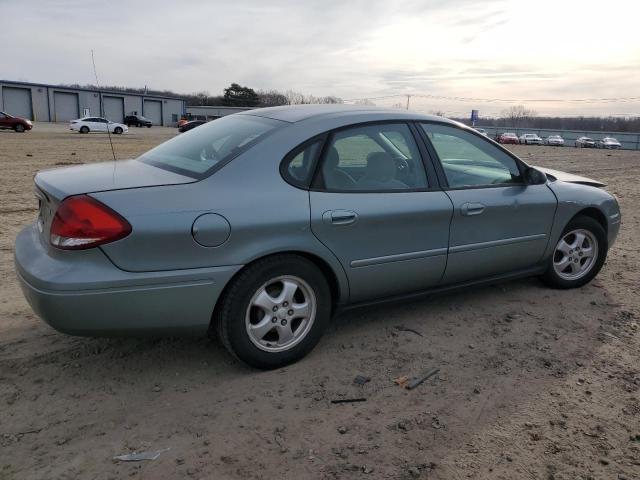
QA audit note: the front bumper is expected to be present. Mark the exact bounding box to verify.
[15,224,242,336]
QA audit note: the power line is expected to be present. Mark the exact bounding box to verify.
[344,93,640,104]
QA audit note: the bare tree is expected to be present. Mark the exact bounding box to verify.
[500,105,537,127]
[354,98,375,106]
[258,90,288,107]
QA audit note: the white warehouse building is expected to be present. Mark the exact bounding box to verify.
[0,80,186,126]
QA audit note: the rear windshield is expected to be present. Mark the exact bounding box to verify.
[139,114,282,178]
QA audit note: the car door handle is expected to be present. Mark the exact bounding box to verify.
[461,202,485,216]
[323,210,358,226]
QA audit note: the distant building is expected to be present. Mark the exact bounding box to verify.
[185,105,254,121]
[0,80,186,126]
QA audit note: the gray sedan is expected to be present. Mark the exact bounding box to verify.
[15,105,621,368]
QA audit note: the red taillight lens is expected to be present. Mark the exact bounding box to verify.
[50,195,131,250]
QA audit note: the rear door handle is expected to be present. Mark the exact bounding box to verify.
[461,202,485,216]
[323,210,358,226]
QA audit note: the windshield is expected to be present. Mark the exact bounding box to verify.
[139,114,282,178]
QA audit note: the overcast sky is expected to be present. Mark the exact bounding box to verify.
[2,0,639,116]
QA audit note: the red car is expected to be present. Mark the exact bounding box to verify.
[0,111,33,132]
[498,132,519,144]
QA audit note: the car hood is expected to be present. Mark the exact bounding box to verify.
[534,167,606,187]
[35,159,195,201]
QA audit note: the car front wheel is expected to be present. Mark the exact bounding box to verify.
[80,126,89,134]
[14,124,25,132]
[541,215,607,289]
[214,255,331,369]
[114,127,123,134]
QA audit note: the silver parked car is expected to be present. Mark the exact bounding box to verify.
[597,137,622,149]
[519,133,543,145]
[15,105,621,368]
[575,136,596,148]
[544,135,565,146]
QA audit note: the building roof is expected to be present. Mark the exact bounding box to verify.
[0,79,185,101]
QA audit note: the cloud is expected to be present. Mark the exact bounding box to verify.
[1,0,638,116]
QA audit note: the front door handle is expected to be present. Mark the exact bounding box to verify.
[323,210,358,226]
[461,202,485,216]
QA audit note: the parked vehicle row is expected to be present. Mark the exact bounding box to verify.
[491,131,623,149]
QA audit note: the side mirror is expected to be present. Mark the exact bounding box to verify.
[525,167,547,185]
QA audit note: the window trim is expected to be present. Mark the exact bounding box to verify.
[279,134,328,189]
[416,120,529,191]
[308,120,437,194]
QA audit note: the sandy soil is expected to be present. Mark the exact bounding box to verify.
[1,124,638,480]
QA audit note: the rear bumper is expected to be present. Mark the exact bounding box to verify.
[15,224,242,336]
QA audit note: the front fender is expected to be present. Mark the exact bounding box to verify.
[544,181,621,260]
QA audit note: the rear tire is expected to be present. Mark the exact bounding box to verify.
[541,215,607,289]
[214,254,331,369]
[80,126,89,134]
[14,124,25,132]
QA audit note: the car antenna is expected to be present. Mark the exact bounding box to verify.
[91,49,117,164]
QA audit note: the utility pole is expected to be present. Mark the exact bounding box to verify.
[406,94,411,110]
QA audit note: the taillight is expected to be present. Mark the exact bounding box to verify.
[50,195,131,250]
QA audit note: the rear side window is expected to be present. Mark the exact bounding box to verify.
[317,123,428,191]
[139,115,282,179]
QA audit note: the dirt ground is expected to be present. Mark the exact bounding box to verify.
[1,124,638,480]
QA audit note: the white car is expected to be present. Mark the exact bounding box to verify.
[519,133,543,145]
[69,117,128,134]
[597,137,622,149]
[544,135,565,146]
[474,127,489,136]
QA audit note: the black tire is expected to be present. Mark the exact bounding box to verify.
[147,124,151,128]
[214,254,331,369]
[80,126,89,134]
[114,127,123,134]
[541,215,607,289]
[14,124,25,133]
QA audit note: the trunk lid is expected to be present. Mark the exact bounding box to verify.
[33,159,195,246]
[34,159,195,201]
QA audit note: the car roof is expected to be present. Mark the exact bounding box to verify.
[236,104,454,124]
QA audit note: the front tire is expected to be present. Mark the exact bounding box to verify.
[80,126,89,134]
[214,255,331,369]
[541,215,607,289]
[14,124,25,133]
[114,127,123,134]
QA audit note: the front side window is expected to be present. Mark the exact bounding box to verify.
[421,123,523,188]
[139,114,282,178]
[318,123,428,191]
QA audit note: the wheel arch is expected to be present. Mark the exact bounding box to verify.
[209,250,345,333]
[572,207,608,234]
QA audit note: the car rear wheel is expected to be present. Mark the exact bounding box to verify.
[114,127,123,134]
[541,215,607,289]
[214,254,331,369]
[14,124,25,132]
[80,126,89,134]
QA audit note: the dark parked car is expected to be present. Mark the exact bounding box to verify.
[124,115,152,128]
[178,120,206,133]
[0,111,33,132]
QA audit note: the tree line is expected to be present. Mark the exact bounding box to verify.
[456,105,640,133]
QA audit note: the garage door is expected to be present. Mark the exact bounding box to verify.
[2,87,33,120]
[54,92,79,122]
[143,100,162,125]
[103,96,124,123]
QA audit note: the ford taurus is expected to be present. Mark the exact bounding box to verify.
[15,105,621,368]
